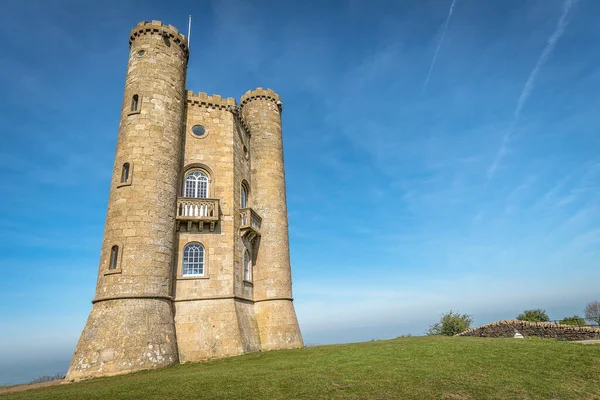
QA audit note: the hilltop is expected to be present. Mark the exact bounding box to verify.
[2,336,599,399]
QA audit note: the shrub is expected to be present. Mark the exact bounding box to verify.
[584,301,600,326]
[559,315,586,326]
[29,373,65,384]
[516,309,549,322]
[427,310,473,336]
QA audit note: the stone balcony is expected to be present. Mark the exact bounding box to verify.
[240,208,262,241]
[176,198,219,232]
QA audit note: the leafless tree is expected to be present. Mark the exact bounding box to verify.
[584,301,600,326]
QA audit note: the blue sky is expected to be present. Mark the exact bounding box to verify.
[1,0,599,385]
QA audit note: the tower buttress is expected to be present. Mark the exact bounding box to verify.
[66,21,188,381]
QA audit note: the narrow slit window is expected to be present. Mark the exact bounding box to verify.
[131,95,139,112]
[243,250,251,281]
[241,184,248,209]
[109,245,119,270]
[121,163,130,183]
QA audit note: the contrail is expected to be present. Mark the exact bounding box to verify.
[422,0,458,92]
[487,0,577,181]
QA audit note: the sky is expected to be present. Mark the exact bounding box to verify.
[1,0,599,385]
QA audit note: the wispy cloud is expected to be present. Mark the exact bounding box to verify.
[295,274,598,342]
[487,0,578,181]
[422,0,458,92]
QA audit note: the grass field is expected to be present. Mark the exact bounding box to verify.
[2,336,599,399]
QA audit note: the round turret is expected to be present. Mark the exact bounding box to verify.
[240,88,304,350]
[66,20,188,381]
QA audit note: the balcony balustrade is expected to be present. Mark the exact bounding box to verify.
[240,207,262,241]
[176,198,219,232]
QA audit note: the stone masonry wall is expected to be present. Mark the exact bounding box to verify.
[458,320,600,341]
[174,95,235,299]
[173,95,239,362]
[175,299,244,362]
[232,112,254,301]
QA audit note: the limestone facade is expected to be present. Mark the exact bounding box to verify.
[66,20,303,381]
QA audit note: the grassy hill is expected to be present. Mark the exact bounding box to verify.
[2,336,599,399]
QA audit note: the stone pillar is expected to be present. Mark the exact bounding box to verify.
[240,88,304,350]
[66,21,188,381]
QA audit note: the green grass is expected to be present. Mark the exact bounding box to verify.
[3,336,599,399]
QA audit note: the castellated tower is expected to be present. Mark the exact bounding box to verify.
[241,92,304,350]
[66,20,302,381]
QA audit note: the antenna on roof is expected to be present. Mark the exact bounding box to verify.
[187,15,192,48]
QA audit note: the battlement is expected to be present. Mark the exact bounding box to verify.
[129,20,189,58]
[186,91,237,110]
[186,91,251,135]
[240,88,281,107]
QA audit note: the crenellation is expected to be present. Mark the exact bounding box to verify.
[186,90,238,110]
[240,87,281,106]
[129,21,189,59]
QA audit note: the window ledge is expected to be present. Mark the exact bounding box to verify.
[104,268,122,276]
[178,274,210,280]
[127,110,141,116]
[243,280,253,285]
[117,180,132,188]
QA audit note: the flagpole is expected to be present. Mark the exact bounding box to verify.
[187,15,192,48]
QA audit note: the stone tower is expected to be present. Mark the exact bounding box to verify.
[66,20,302,381]
[241,92,304,350]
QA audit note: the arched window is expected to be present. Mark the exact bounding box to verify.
[131,95,139,112]
[109,245,119,270]
[183,242,205,276]
[121,163,130,183]
[241,184,248,208]
[184,171,209,198]
[243,250,251,281]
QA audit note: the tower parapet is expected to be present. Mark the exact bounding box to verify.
[240,88,282,110]
[187,91,237,109]
[129,20,189,59]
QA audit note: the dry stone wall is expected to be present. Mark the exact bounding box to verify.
[457,320,600,341]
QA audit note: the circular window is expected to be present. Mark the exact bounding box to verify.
[192,125,206,137]
[137,50,146,57]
